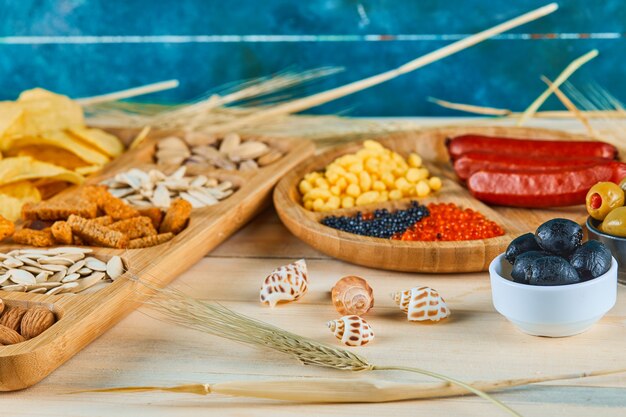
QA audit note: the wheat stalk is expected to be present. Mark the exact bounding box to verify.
[135,285,521,416]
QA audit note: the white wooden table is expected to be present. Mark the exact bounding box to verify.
[8,118,626,417]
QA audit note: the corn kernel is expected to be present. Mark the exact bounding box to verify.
[378,191,389,202]
[341,196,355,208]
[346,183,361,197]
[336,177,348,191]
[408,153,422,168]
[327,164,347,175]
[338,155,359,166]
[348,163,364,174]
[356,191,380,206]
[405,168,421,183]
[359,171,372,192]
[326,171,339,184]
[416,168,430,181]
[372,180,386,191]
[299,180,312,194]
[365,158,380,173]
[363,140,384,151]
[345,172,359,184]
[306,188,331,200]
[382,172,396,188]
[304,172,322,182]
[391,152,405,164]
[389,189,403,200]
[304,200,314,210]
[330,185,341,196]
[429,176,443,191]
[314,178,329,189]
[327,196,341,210]
[313,198,325,211]
[416,180,431,197]
[394,177,410,191]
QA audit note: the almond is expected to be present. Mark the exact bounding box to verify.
[0,324,25,345]
[0,306,27,331]
[0,298,4,316]
[20,308,56,339]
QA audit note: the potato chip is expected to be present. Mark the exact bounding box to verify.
[0,181,42,202]
[10,145,89,170]
[68,127,124,157]
[15,88,84,135]
[0,102,23,139]
[0,181,41,221]
[3,131,109,165]
[0,156,84,186]
[0,194,26,222]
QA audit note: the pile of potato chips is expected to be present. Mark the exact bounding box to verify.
[0,88,124,220]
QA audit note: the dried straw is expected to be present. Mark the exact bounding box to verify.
[78,367,626,403]
[84,3,557,142]
[540,76,596,137]
[76,80,180,106]
[137,286,521,416]
[517,49,598,126]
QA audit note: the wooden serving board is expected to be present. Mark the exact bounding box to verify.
[274,126,590,273]
[0,128,314,391]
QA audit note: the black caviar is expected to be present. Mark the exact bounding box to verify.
[321,201,429,239]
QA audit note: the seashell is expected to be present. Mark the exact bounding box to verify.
[259,259,308,308]
[391,286,450,322]
[327,315,374,347]
[331,276,374,316]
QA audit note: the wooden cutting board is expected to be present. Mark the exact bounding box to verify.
[0,128,314,391]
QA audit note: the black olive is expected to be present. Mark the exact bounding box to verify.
[570,240,613,281]
[526,256,581,286]
[511,251,548,283]
[505,233,542,264]
[535,218,583,257]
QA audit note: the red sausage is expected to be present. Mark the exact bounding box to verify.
[447,135,617,160]
[453,152,606,180]
[467,162,626,208]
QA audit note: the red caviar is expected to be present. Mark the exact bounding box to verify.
[393,203,505,241]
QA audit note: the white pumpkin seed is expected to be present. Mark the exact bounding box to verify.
[8,269,36,285]
[85,257,107,271]
[106,256,124,281]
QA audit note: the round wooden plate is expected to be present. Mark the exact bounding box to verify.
[273,126,591,273]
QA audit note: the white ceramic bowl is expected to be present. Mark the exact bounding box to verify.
[489,253,618,337]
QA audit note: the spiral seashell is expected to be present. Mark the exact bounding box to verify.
[259,259,308,307]
[391,286,450,322]
[327,315,374,347]
[331,275,374,316]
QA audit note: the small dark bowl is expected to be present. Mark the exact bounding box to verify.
[587,217,626,285]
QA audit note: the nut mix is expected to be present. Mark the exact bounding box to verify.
[101,167,234,209]
[0,299,57,345]
[155,132,283,171]
[0,248,124,294]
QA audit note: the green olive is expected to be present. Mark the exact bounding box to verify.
[586,182,625,221]
[600,206,626,237]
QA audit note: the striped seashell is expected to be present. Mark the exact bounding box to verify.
[327,315,374,347]
[391,286,450,322]
[259,259,308,307]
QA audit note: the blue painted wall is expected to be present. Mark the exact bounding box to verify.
[1,1,624,116]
